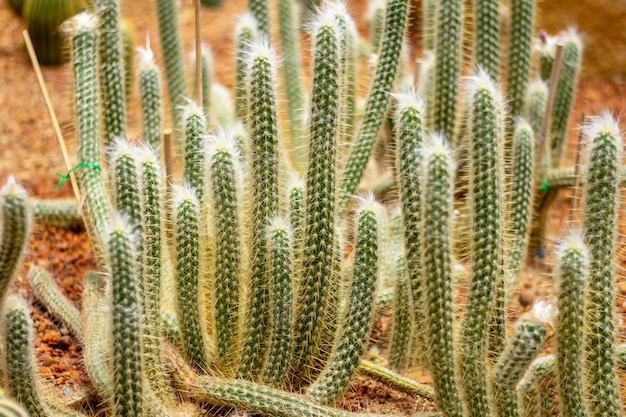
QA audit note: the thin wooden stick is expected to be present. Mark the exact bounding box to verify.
[195,0,202,107]
[22,30,83,213]
[537,43,565,169]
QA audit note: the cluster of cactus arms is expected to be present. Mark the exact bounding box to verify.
[2,0,626,416]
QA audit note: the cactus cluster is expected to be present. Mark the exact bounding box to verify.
[1,0,625,417]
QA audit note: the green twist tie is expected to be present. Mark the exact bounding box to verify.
[56,162,101,190]
[539,176,550,192]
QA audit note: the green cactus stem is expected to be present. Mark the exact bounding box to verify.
[367,0,386,53]
[137,43,164,150]
[536,33,556,82]
[248,0,269,37]
[459,70,505,417]
[581,113,623,417]
[234,13,259,121]
[293,9,341,378]
[27,265,83,339]
[491,302,556,417]
[93,0,126,151]
[338,0,410,211]
[0,177,32,304]
[517,354,556,417]
[524,78,547,147]
[422,0,437,51]
[357,360,436,399]
[420,137,463,417]
[306,197,379,405]
[473,0,500,80]
[24,0,79,65]
[182,100,208,197]
[207,132,243,370]
[239,40,281,378]
[33,198,83,229]
[554,234,590,417]
[387,253,412,373]
[506,0,535,118]
[0,394,28,417]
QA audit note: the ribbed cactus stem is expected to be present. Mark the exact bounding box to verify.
[207,132,243,370]
[277,0,306,170]
[262,218,295,387]
[182,101,208,198]
[506,119,535,288]
[0,395,28,417]
[422,0,437,50]
[32,198,83,229]
[581,113,623,417]
[432,0,463,141]
[367,0,386,53]
[536,34,556,82]
[393,91,426,363]
[473,0,500,80]
[239,40,281,378]
[65,13,112,256]
[459,71,505,417]
[549,29,582,165]
[517,354,556,417]
[387,253,412,373]
[293,9,341,378]
[334,8,358,154]
[306,197,379,405]
[339,0,410,210]
[135,144,175,403]
[0,177,32,304]
[491,302,556,417]
[554,234,590,417]
[524,78,547,147]
[137,44,163,150]
[27,265,82,339]
[107,215,145,417]
[172,186,209,370]
[109,138,142,227]
[93,0,126,151]
[198,45,213,117]
[155,0,188,133]
[248,0,269,37]
[420,137,463,417]
[3,295,48,416]
[417,51,436,131]
[506,0,535,118]
[234,13,259,121]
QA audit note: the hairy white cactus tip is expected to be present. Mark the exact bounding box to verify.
[106,211,136,241]
[135,40,156,71]
[268,215,292,237]
[512,116,532,133]
[206,128,240,160]
[286,171,304,193]
[171,184,198,207]
[557,230,587,259]
[528,76,548,94]
[3,293,30,318]
[0,175,25,197]
[531,353,555,372]
[133,142,159,165]
[533,31,557,56]
[464,67,504,107]
[235,11,259,34]
[391,88,425,117]
[560,27,584,50]
[366,0,386,21]
[245,36,279,65]
[529,300,558,328]
[107,135,134,161]
[582,111,622,148]
[422,132,456,172]
[179,97,206,122]
[354,192,381,218]
[307,5,340,40]
[61,11,97,35]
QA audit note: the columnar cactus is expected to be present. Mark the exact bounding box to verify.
[506,0,535,118]
[387,253,412,373]
[234,13,259,121]
[137,44,164,150]
[580,113,623,417]
[473,0,500,80]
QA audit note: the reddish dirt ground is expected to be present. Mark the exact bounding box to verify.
[1,0,626,414]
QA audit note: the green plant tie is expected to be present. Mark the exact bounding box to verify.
[539,176,550,191]
[56,162,101,190]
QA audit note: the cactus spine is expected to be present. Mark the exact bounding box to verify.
[239,40,281,378]
[137,44,163,150]
[339,0,410,210]
[420,137,463,417]
[293,9,341,377]
[581,113,623,417]
[306,198,379,405]
[459,71,505,417]
[0,177,32,304]
[555,234,590,417]
[93,0,126,151]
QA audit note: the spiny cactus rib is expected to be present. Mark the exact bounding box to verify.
[110,138,142,226]
[506,120,535,288]
[248,0,269,37]
[387,253,412,373]
[293,11,341,378]
[262,218,295,387]
[432,0,463,142]
[459,71,505,417]
[581,113,623,417]
[93,0,126,152]
[277,0,306,170]
[172,186,209,370]
[339,0,410,210]
[155,0,188,133]
[491,302,555,417]
[240,40,281,378]
[234,13,259,121]
[3,295,48,416]
[0,177,32,304]
[549,30,582,166]
[107,216,145,417]
[66,13,112,260]
[422,0,437,51]
[33,198,83,229]
[137,44,164,150]
[182,101,208,198]
[306,198,379,405]
[420,138,463,417]
[27,265,83,339]
[367,0,386,54]
[334,8,358,158]
[555,235,590,417]
[473,0,500,80]
[506,0,535,118]
[393,92,426,365]
[135,145,176,403]
[524,78,547,147]
[207,133,243,370]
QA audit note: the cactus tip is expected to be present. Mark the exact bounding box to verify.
[529,300,558,328]
[61,11,97,35]
[582,111,622,144]
[136,43,156,71]
[206,128,240,159]
[391,88,425,116]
